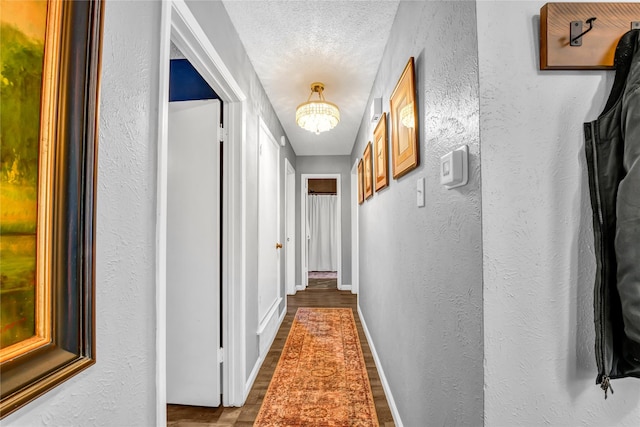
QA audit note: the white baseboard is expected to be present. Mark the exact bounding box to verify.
[245,304,286,400]
[257,298,282,355]
[340,283,352,291]
[296,285,305,291]
[358,304,404,427]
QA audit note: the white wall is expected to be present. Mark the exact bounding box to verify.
[3,1,161,425]
[353,2,483,425]
[479,1,640,425]
[295,156,352,287]
[185,0,296,382]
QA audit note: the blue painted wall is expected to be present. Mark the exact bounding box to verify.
[169,59,219,102]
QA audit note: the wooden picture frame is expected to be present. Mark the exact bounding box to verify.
[357,160,364,205]
[390,57,419,179]
[373,112,389,191]
[363,142,373,200]
[0,0,103,418]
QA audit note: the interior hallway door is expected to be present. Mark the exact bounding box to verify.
[166,99,221,407]
[257,120,281,327]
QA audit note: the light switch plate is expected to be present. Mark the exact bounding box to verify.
[417,177,425,207]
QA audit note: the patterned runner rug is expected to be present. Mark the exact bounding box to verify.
[254,308,379,426]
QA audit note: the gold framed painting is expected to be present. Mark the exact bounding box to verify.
[390,57,419,179]
[0,0,103,418]
[373,112,388,192]
[363,142,373,200]
[357,160,364,205]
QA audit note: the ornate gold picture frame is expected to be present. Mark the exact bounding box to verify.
[373,112,389,191]
[0,0,103,417]
[390,57,419,179]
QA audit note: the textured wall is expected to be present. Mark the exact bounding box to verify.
[3,1,161,425]
[184,0,297,380]
[295,156,352,286]
[352,2,483,425]
[479,1,640,425]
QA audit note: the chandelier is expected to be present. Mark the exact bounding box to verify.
[295,82,340,135]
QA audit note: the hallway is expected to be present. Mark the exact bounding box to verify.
[167,289,394,426]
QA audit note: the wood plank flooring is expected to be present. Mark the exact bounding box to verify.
[306,277,338,290]
[167,285,395,426]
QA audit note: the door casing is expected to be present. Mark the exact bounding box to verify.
[300,173,342,290]
[257,118,282,331]
[284,159,296,295]
[157,1,248,422]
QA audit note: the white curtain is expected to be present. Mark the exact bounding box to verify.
[307,194,338,271]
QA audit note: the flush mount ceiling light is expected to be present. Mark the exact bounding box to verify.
[295,82,340,135]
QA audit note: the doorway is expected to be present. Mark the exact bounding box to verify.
[157,1,248,422]
[256,118,282,356]
[166,99,221,406]
[300,174,342,290]
[284,159,296,295]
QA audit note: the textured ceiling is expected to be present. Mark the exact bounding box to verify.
[222,0,400,156]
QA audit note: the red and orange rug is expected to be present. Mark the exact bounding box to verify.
[254,308,379,426]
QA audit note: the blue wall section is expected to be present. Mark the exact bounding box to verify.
[169,59,219,102]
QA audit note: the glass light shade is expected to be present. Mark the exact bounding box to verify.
[400,102,415,129]
[296,100,340,135]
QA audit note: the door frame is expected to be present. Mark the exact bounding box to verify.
[350,159,359,295]
[157,0,247,421]
[284,159,296,295]
[300,173,342,290]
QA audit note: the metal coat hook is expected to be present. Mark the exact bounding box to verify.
[570,17,597,46]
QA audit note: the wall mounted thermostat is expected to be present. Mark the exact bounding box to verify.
[440,145,468,189]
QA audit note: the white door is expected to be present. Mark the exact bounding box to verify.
[285,160,296,295]
[258,121,281,324]
[166,99,221,407]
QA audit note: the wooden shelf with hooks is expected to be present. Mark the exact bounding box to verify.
[540,2,640,70]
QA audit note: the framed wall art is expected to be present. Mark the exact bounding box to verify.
[373,112,388,192]
[357,159,364,205]
[0,0,103,417]
[390,57,419,179]
[363,142,373,200]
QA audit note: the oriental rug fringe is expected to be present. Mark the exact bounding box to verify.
[254,308,379,427]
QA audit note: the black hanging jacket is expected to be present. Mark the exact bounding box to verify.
[584,29,640,397]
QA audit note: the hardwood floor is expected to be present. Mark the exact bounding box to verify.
[306,277,338,290]
[167,288,395,426]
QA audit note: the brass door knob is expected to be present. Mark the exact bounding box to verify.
[275,243,283,249]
